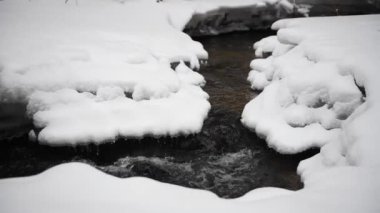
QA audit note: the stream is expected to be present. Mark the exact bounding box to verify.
[0,31,317,198]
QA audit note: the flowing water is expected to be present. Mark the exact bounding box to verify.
[0,31,317,198]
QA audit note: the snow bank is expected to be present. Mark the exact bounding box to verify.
[28,84,209,144]
[0,161,378,213]
[242,15,379,154]
[0,0,295,145]
[240,14,380,211]
[0,0,213,144]
[1,10,380,213]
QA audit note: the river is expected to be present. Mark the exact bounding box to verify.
[0,31,317,198]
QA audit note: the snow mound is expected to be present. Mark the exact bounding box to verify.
[241,15,378,154]
[0,0,212,145]
[0,0,295,145]
[242,14,380,211]
[242,12,380,208]
[175,61,206,86]
[0,163,224,213]
[0,160,379,212]
[28,83,209,145]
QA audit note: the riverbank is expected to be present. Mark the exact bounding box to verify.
[0,1,379,212]
[0,31,317,198]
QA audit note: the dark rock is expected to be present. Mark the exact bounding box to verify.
[184,4,294,37]
[184,1,380,37]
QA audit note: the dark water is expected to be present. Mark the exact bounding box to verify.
[0,31,317,198]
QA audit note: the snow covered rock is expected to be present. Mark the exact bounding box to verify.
[27,82,210,145]
[182,0,296,36]
[175,61,206,86]
[0,0,212,145]
[241,14,380,211]
[241,15,379,154]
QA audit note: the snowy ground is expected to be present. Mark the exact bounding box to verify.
[1,0,379,212]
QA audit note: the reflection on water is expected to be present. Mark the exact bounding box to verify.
[196,31,267,113]
[0,31,317,198]
[0,103,31,139]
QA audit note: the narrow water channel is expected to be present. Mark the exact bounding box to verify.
[0,31,316,198]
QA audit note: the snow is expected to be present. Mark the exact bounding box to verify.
[240,13,380,211]
[0,0,211,145]
[158,0,295,30]
[1,14,380,213]
[175,61,206,86]
[163,0,291,14]
[0,0,292,145]
[242,15,375,154]
[0,161,378,213]
[1,0,380,212]
[28,84,209,144]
